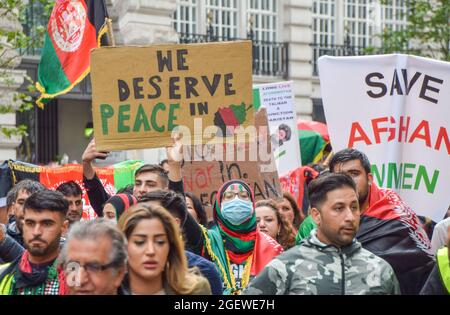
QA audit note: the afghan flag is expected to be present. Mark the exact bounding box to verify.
[1,160,143,220]
[36,0,109,108]
[356,183,435,295]
[279,165,319,217]
[297,119,330,165]
[213,103,251,136]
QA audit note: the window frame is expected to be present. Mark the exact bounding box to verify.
[173,0,281,42]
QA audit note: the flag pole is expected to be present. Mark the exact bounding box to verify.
[106,18,115,47]
[322,150,333,167]
[101,0,115,47]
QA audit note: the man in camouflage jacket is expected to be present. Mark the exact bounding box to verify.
[243,173,400,295]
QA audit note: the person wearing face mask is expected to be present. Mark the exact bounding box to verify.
[182,179,283,295]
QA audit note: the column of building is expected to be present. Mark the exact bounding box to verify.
[283,0,314,120]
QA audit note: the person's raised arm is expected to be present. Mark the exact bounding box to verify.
[166,131,184,194]
[0,224,24,263]
[82,138,108,180]
[81,138,110,216]
[166,132,205,255]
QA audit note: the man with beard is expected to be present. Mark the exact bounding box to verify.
[328,149,434,295]
[0,190,69,295]
[56,181,84,227]
[6,180,45,247]
[244,173,400,295]
[297,149,435,294]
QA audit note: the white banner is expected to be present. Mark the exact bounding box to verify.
[253,81,302,176]
[318,54,450,222]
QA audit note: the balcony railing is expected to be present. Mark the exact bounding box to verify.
[179,33,289,79]
[312,43,367,76]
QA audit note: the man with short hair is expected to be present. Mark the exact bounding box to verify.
[56,181,84,227]
[59,219,127,295]
[297,148,435,294]
[243,173,400,295]
[160,159,170,172]
[0,190,69,295]
[328,148,434,295]
[5,189,16,220]
[81,138,182,216]
[6,180,45,246]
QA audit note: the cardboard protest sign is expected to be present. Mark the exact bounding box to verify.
[181,109,282,220]
[90,41,254,151]
[253,81,302,176]
[318,54,450,221]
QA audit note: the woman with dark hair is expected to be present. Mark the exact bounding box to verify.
[103,193,138,222]
[256,200,296,251]
[183,179,283,295]
[117,204,211,295]
[277,191,304,234]
[185,192,208,227]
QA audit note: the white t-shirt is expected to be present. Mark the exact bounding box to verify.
[431,217,450,254]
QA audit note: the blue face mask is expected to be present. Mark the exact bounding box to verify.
[220,197,254,225]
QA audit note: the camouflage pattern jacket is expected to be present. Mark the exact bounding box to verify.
[243,230,400,295]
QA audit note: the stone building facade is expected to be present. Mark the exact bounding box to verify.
[0,0,408,163]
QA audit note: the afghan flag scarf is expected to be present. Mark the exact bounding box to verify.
[201,180,283,294]
[214,180,257,264]
[0,251,68,295]
[36,0,109,108]
[356,182,435,295]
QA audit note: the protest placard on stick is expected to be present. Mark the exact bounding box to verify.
[90,41,254,151]
[253,81,302,176]
[181,109,282,220]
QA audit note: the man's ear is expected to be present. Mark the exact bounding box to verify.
[114,265,126,288]
[174,217,181,228]
[367,172,374,187]
[61,218,69,235]
[310,207,321,226]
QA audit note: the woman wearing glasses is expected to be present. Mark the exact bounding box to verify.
[183,179,283,295]
[117,204,211,295]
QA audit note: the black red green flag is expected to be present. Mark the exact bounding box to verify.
[36,0,109,108]
[357,183,435,295]
[213,102,252,136]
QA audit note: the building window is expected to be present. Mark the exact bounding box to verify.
[381,0,407,32]
[173,0,199,34]
[174,0,287,78]
[173,0,278,40]
[343,0,370,47]
[313,0,408,47]
[313,0,336,46]
[205,0,238,39]
[247,0,278,42]
[312,0,408,75]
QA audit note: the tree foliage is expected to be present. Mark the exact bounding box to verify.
[0,0,53,140]
[372,0,450,61]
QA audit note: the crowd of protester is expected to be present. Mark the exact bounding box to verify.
[0,138,448,295]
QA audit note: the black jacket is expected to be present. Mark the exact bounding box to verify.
[0,225,25,264]
[420,265,448,295]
